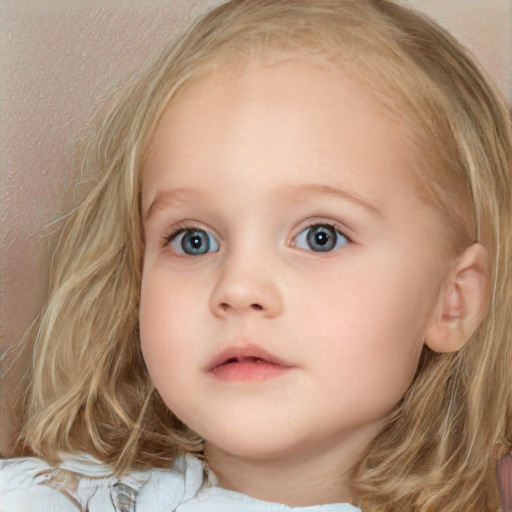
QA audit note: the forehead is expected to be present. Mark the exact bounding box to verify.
[143,58,422,201]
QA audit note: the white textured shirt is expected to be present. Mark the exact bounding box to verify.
[0,454,361,512]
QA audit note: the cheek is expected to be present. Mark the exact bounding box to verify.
[139,270,215,427]
[139,272,195,380]
[304,258,436,391]
[309,258,433,337]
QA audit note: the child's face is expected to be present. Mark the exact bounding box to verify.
[140,59,450,467]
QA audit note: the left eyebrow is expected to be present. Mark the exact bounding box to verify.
[275,183,383,217]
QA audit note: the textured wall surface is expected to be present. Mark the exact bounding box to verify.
[1,0,511,454]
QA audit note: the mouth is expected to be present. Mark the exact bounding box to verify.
[207,345,293,382]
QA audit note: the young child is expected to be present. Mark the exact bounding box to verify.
[1,0,511,510]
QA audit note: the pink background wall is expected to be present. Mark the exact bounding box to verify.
[1,0,510,454]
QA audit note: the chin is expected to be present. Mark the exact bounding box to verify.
[202,426,298,461]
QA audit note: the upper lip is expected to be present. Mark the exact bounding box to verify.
[206,343,292,371]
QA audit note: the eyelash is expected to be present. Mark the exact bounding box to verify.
[161,222,220,254]
[292,223,350,252]
[161,221,351,255]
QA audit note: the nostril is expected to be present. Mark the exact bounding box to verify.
[216,302,265,313]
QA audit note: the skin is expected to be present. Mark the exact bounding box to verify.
[139,58,454,506]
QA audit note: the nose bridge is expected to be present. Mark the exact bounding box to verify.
[209,236,283,318]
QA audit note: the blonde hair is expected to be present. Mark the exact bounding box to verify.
[18,1,511,510]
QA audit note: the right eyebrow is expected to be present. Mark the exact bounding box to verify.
[143,188,197,223]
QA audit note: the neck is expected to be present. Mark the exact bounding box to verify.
[204,443,359,507]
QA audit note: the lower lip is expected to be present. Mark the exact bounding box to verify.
[209,361,291,382]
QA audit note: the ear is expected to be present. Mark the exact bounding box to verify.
[425,243,490,353]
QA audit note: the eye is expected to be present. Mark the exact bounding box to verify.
[168,228,220,255]
[293,224,348,252]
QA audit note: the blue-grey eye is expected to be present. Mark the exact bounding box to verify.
[169,228,220,255]
[294,224,348,252]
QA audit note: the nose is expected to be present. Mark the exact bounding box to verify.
[209,253,284,319]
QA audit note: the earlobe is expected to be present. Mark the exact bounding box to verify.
[425,243,490,353]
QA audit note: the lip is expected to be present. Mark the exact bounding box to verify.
[206,343,293,382]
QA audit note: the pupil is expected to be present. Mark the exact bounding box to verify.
[190,235,202,248]
[315,232,329,246]
[182,230,209,254]
[307,225,336,252]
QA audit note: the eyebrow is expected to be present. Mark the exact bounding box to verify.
[144,188,198,222]
[144,183,382,222]
[275,183,382,217]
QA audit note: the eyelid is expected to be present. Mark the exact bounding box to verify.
[159,218,352,254]
[290,218,352,242]
[291,221,351,252]
[162,221,220,251]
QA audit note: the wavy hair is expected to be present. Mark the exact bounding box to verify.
[19,1,511,510]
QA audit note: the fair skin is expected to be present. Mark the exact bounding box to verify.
[139,58,483,505]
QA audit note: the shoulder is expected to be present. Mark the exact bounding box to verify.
[1,454,363,511]
[0,453,204,512]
